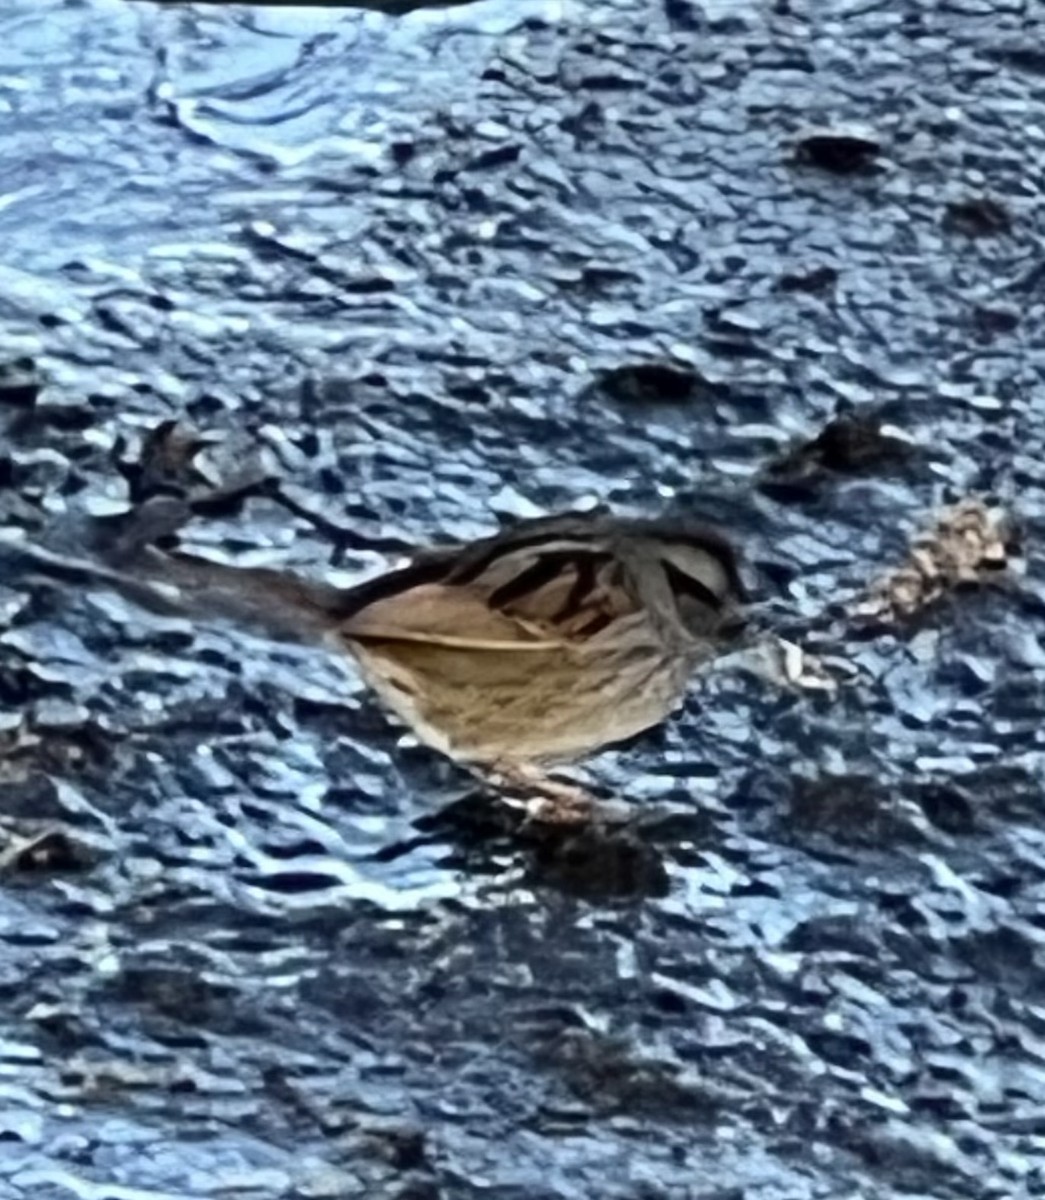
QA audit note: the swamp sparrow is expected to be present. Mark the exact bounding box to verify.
[4,506,747,813]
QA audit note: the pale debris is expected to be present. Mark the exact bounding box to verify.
[738,634,847,694]
[852,498,1012,623]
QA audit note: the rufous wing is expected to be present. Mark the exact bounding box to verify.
[340,524,642,649]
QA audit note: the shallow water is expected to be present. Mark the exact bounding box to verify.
[2,0,1045,1197]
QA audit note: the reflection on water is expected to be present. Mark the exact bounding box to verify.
[1,0,565,266]
[2,0,1045,1195]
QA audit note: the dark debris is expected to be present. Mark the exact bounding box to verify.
[1,0,1044,1197]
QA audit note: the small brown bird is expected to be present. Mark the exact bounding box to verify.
[5,508,747,813]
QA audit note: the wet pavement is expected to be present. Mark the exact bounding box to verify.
[1,0,1045,1197]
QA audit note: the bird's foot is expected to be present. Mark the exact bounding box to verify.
[487,762,631,828]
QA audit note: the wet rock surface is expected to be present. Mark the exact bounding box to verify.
[2,0,1045,1197]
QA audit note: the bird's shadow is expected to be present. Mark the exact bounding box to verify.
[371,777,696,902]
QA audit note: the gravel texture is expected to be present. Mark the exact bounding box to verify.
[1,0,1044,1197]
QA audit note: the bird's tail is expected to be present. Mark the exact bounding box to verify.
[0,500,350,646]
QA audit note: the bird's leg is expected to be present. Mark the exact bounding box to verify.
[485,761,616,827]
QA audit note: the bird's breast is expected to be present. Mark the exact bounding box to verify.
[342,635,691,765]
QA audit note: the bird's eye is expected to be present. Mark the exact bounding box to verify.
[659,550,740,636]
[661,531,746,603]
[660,558,725,613]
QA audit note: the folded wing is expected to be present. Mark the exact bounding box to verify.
[338,516,641,649]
